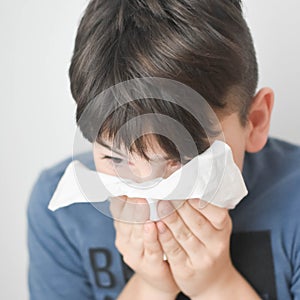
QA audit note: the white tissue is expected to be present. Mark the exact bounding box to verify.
[48,140,248,219]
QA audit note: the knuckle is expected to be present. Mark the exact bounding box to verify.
[144,246,161,260]
[169,245,182,258]
[165,211,178,225]
[127,197,147,204]
[200,253,215,270]
[145,247,155,257]
[162,233,173,248]
[213,241,227,257]
[215,210,229,229]
[174,229,193,243]
[195,214,206,227]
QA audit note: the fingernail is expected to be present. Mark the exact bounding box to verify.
[157,221,167,234]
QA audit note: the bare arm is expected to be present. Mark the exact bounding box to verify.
[118,273,177,300]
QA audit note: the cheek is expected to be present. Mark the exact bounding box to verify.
[224,135,246,171]
[220,118,247,171]
[94,160,134,179]
[93,153,118,176]
[231,145,245,171]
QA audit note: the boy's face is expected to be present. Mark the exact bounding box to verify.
[93,111,248,183]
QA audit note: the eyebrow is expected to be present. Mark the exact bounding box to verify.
[96,139,128,158]
[96,138,170,161]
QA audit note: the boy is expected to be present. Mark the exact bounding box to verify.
[27,0,300,299]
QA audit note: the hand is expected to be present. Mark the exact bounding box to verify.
[110,196,180,298]
[156,199,236,299]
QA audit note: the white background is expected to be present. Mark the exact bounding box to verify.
[1,0,299,299]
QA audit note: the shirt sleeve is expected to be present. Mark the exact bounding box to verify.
[27,170,94,300]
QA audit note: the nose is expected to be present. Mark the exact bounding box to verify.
[125,159,182,183]
[128,161,159,183]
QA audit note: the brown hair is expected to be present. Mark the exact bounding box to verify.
[69,0,258,162]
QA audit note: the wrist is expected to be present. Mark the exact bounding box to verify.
[124,274,178,300]
[191,265,261,300]
[139,275,178,300]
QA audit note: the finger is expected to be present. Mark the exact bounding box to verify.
[157,221,189,265]
[157,201,204,260]
[131,197,150,224]
[116,222,144,268]
[129,222,144,257]
[114,210,145,259]
[124,199,150,260]
[112,197,138,241]
[116,197,149,224]
[114,197,149,238]
[143,222,165,262]
[156,199,184,219]
[109,195,127,221]
[189,199,231,231]
[111,196,149,249]
[110,197,127,243]
[175,200,217,246]
[114,218,133,247]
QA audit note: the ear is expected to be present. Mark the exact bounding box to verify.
[245,87,275,153]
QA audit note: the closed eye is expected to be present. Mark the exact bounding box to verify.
[102,155,124,164]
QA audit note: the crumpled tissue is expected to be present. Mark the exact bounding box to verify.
[48,140,248,220]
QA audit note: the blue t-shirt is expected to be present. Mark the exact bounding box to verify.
[27,136,300,300]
